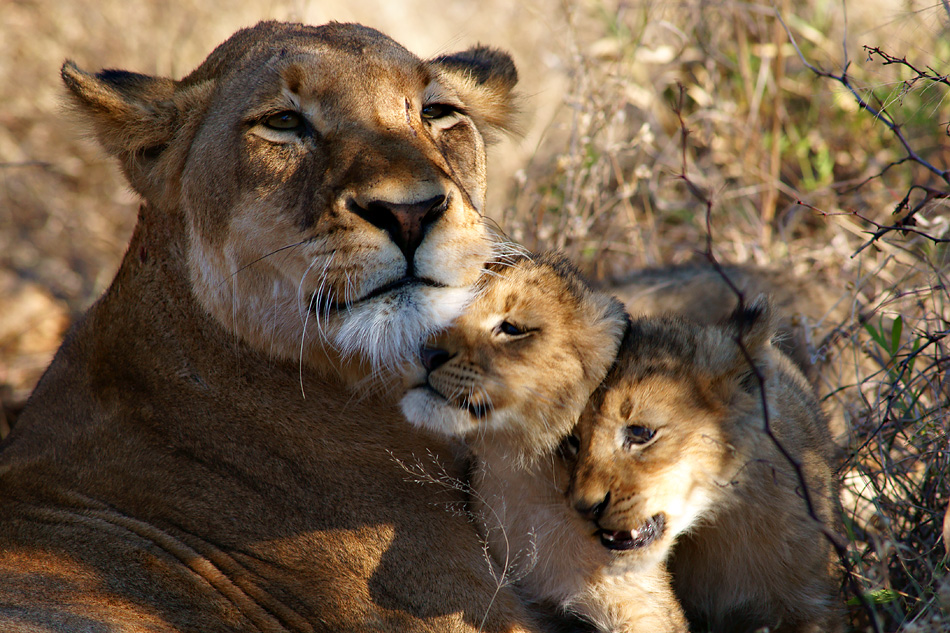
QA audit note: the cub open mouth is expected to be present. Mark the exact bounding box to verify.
[597,513,666,551]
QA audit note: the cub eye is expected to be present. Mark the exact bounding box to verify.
[622,425,656,448]
[497,321,525,336]
[264,111,305,131]
[421,103,458,121]
[557,434,580,460]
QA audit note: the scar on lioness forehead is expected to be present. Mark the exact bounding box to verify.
[404,98,415,135]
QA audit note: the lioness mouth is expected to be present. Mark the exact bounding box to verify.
[313,277,445,312]
[597,513,666,551]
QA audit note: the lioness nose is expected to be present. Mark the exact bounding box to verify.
[574,491,610,522]
[348,195,447,267]
[420,347,451,372]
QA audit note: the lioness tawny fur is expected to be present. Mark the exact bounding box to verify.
[0,22,540,632]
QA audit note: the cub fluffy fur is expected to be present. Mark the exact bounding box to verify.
[401,252,627,459]
[401,253,687,631]
[569,297,843,633]
[0,22,541,632]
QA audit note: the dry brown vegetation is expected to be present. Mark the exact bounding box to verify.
[1,1,948,631]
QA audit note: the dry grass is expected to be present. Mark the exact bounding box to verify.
[1,0,948,630]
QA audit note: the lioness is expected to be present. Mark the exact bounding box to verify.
[0,22,545,632]
[568,298,843,633]
[400,253,687,632]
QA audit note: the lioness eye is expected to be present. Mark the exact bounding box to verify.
[264,111,305,131]
[421,103,457,120]
[623,425,656,448]
[497,321,524,336]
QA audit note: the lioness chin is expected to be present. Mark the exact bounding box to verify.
[0,21,545,633]
[568,297,844,633]
[400,253,687,632]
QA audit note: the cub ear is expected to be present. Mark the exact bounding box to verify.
[61,61,178,159]
[717,294,777,393]
[430,46,520,142]
[591,294,630,354]
[727,294,775,354]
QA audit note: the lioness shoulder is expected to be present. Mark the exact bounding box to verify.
[569,297,843,633]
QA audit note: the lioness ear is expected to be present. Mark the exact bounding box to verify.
[61,61,178,160]
[430,46,520,141]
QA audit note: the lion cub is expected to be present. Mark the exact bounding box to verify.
[400,252,689,632]
[568,298,843,633]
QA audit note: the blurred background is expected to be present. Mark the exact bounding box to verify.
[2,1,948,630]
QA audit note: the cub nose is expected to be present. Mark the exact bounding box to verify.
[574,491,610,522]
[348,195,447,267]
[420,347,452,372]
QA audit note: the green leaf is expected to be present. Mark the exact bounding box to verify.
[891,315,903,355]
[847,588,899,606]
[864,320,887,349]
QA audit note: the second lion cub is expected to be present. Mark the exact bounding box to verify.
[400,252,688,631]
[568,298,843,633]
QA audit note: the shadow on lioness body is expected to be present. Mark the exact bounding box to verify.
[401,252,689,632]
[569,298,844,633]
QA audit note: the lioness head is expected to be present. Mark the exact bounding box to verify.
[400,252,628,460]
[61,21,518,379]
[567,297,776,566]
